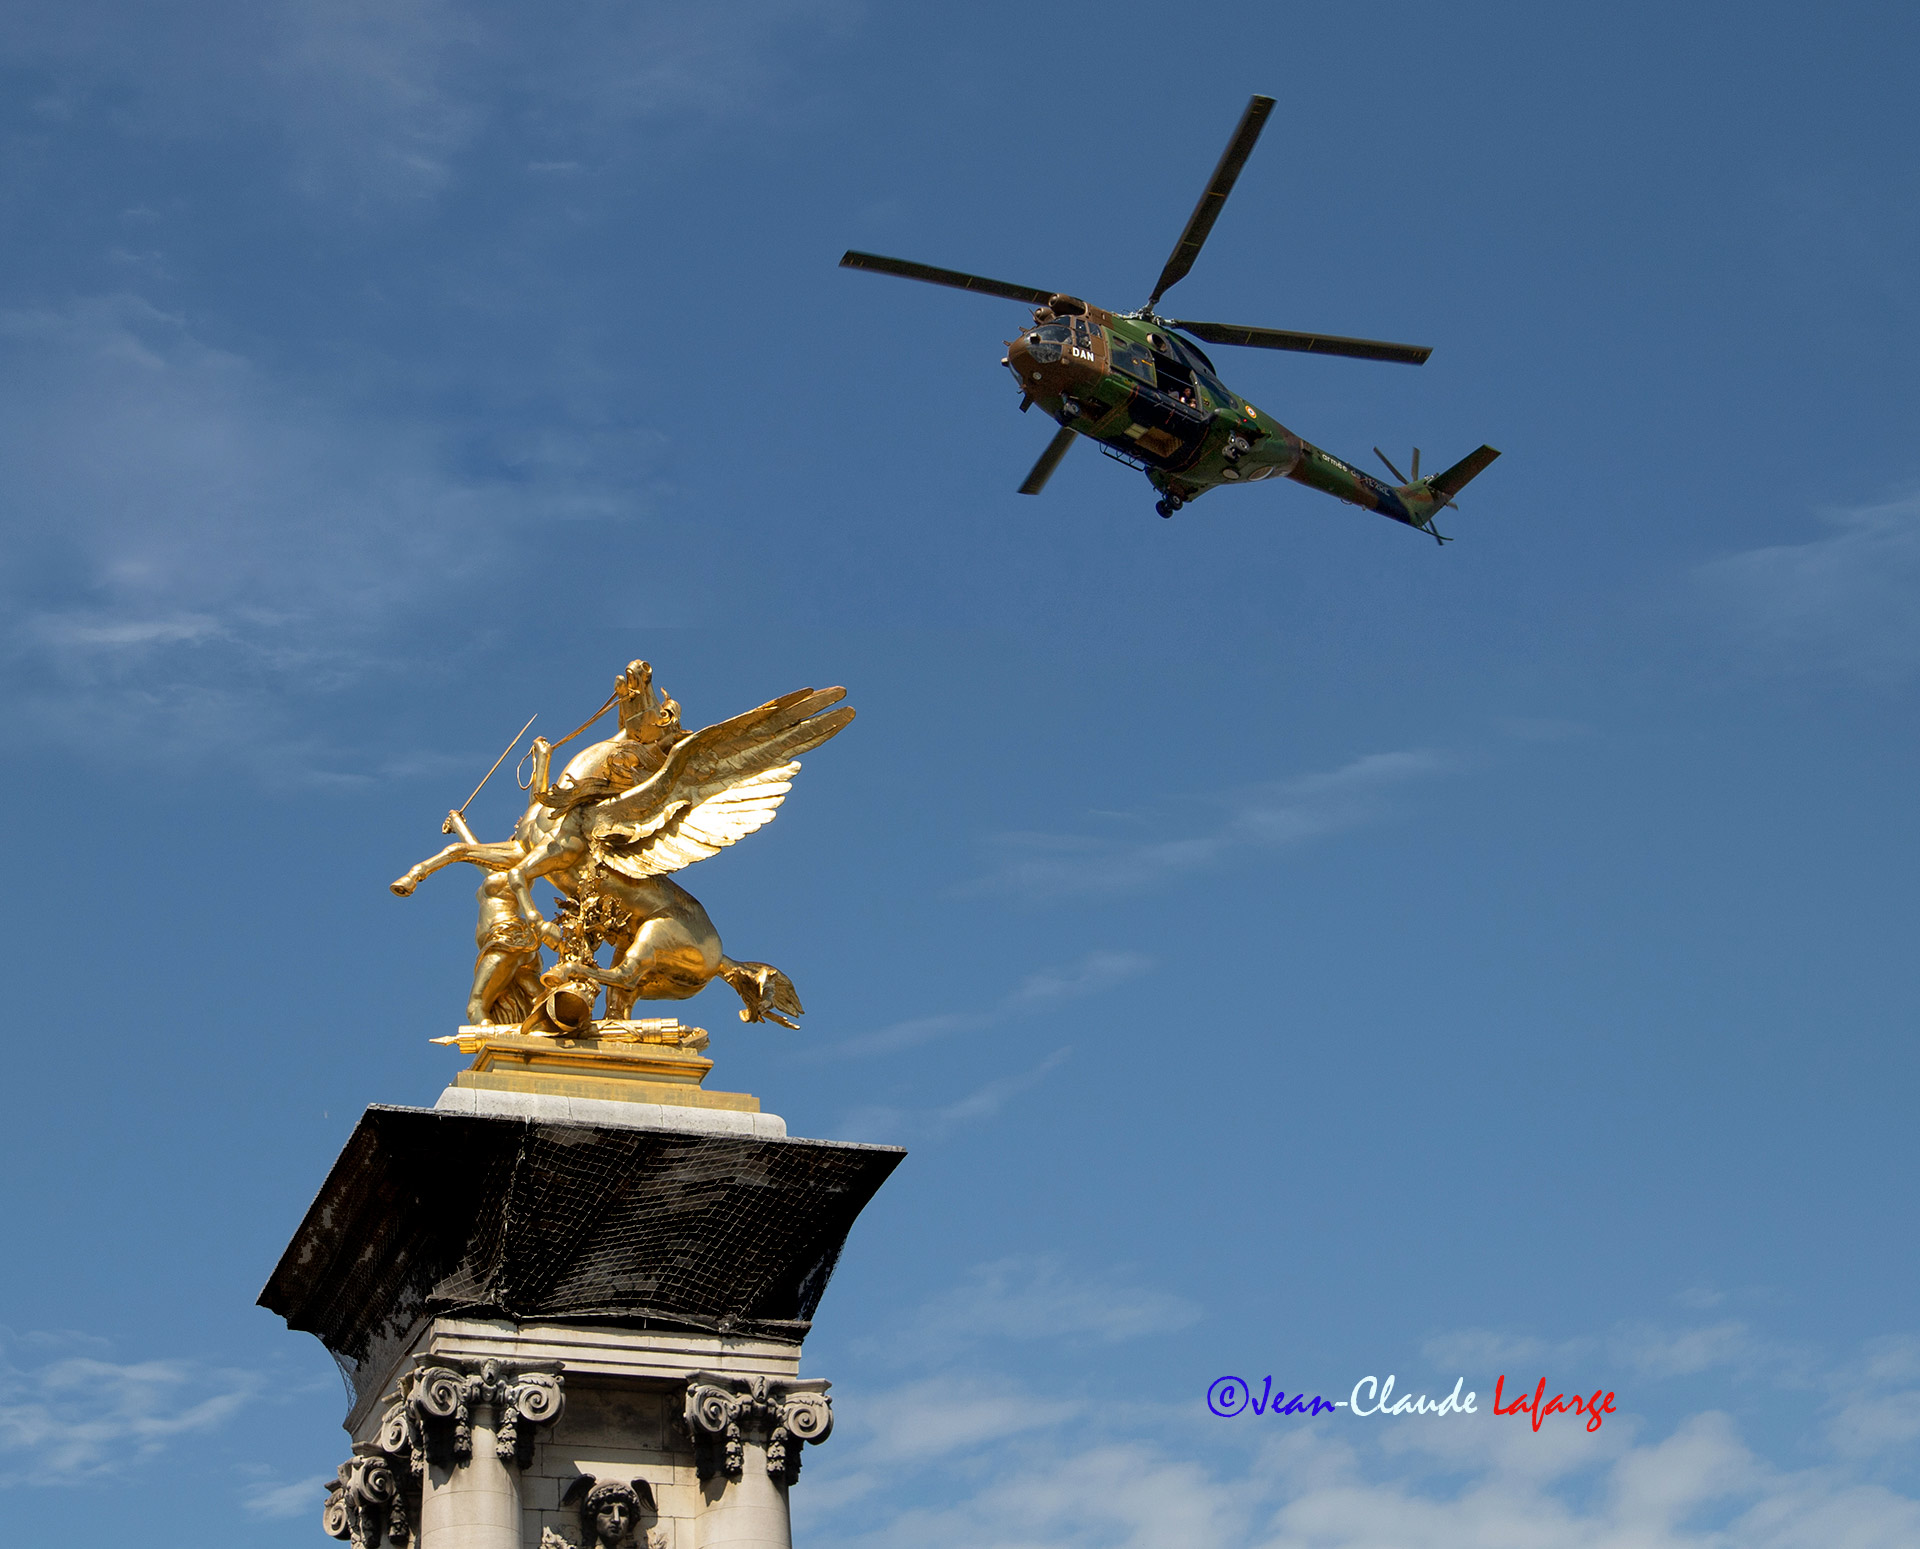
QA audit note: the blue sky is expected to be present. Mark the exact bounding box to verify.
[2,2,1918,1544]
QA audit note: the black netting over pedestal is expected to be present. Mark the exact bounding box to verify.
[259,1106,904,1409]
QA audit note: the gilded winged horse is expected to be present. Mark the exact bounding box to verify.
[391,662,853,1030]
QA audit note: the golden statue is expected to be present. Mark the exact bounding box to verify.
[392,661,853,1034]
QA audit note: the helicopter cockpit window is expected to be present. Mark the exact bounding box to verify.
[1024,323,1071,364]
[1109,337,1156,385]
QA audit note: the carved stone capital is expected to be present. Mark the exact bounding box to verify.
[323,1447,410,1548]
[393,1356,565,1470]
[683,1373,832,1485]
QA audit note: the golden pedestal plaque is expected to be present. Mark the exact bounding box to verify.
[432,1022,760,1113]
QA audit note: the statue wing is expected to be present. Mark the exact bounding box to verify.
[586,687,854,880]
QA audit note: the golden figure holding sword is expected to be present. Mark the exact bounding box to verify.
[391,661,853,1034]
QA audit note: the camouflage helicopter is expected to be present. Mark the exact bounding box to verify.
[841,95,1499,535]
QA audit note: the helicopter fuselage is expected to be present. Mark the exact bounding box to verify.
[1005,299,1433,528]
[842,95,1498,527]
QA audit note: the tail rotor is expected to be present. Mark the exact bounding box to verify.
[1373,443,1501,544]
[1375,445,1450,545]
[1373,445,1424,489]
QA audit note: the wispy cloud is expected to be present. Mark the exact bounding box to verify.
[795,1372,1091,1515]
[1616,1321,1788,1381]
[818,950,1151,1059]
[835,1048,1071,1144]
[856,1375,1086,1466]
[5,2,847,207]
[1006,953,1151,1005]
[799,1327,1920,1549]
[25,612,228,649]
[0,1333,260,1486]
[241,1472,335,1520]
[966,750,1455,900]
[0,292,673,772]
[1699,494,1920,679]
[899,1257,1201,1354]
[1420,1325,1598,1375]
[0,296,456,748]
[816,950,1151,1140]
[1822,1337,1920,1462]
[1423,1317,1816,1389]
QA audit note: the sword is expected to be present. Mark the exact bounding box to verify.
[442,713,538,841]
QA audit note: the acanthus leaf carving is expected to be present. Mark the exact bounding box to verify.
[322,1448,410,1548]
[377,1396,420,1478]
[496,1368,565,1465]
[397,1356,565,1471]
[682,1373,832,1486]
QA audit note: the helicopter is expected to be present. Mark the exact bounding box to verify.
[840,94,1499,537]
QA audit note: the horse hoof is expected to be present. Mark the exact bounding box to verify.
[390,878,417,897]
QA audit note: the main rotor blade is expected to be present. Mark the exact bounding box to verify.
[1018,427,1077,495]
[1145,94,1275,310]
[840,250,1054,307]
[1170,318,1431,366]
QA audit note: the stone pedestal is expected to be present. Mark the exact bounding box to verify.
[266,1029,903,1549]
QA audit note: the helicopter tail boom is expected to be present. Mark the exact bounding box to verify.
[1283,441,1500,540]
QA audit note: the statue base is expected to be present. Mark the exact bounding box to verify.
[433,1025,761,1114]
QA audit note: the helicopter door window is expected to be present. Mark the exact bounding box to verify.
[1154,356,1198,409]
[1161,333,1228,404]
[1109,337,1156,386]
[1142,334,1199,410]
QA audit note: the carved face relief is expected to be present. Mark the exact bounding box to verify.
[593,1501,632,1547]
